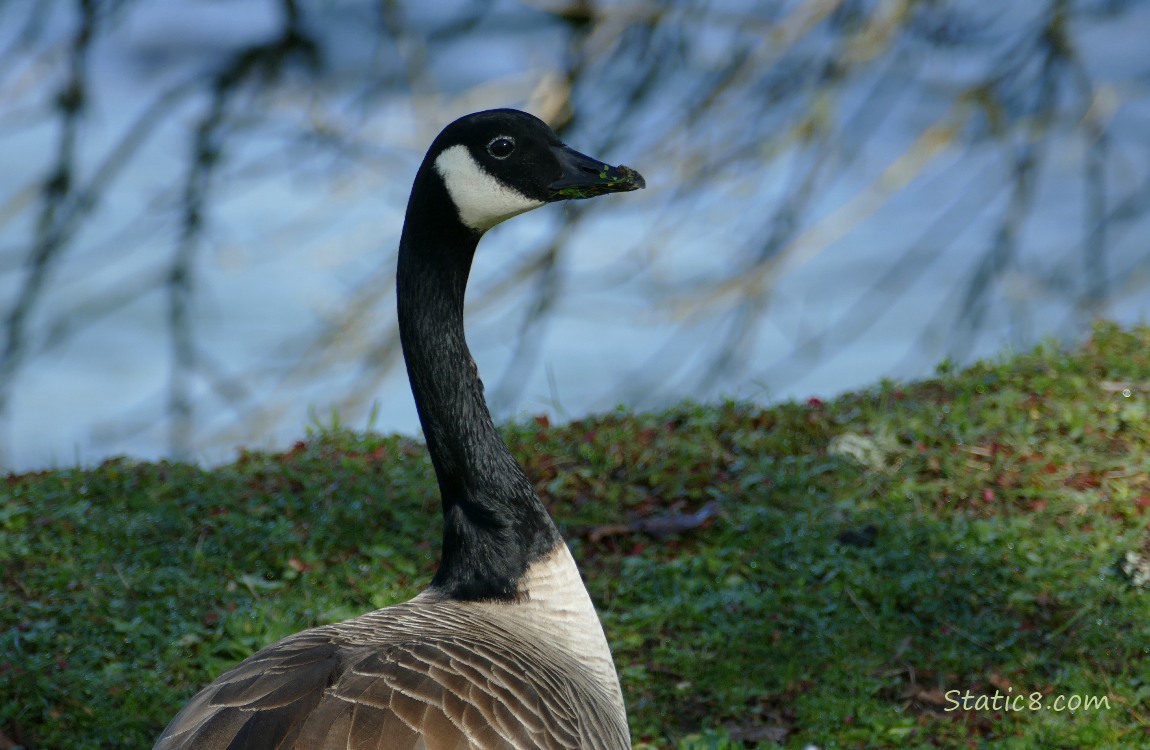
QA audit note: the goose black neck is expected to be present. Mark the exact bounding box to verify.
[396,164,560,602]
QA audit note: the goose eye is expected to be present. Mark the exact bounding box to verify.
[486,136,516,160]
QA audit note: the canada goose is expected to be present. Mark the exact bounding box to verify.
[153,109,645,749]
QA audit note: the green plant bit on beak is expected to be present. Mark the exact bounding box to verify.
[553,164,644,200]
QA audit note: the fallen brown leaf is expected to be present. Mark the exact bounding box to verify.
[725,723,789,743]
[585,500,722,542]
[914,687,950,707]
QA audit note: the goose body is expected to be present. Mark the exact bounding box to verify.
[153,109,644,750]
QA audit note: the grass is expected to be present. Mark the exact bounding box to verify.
[3,320,1150,749]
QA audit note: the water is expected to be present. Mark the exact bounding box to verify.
[2,0,1149,470]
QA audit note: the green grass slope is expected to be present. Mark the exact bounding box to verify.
[3,321,1150,749]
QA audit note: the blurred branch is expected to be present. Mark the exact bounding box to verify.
[698,111,964,315]
[1074,54,1117,321]
[948,0,1067,362]
[164,0,320,456]
[0,0,96,460]
[488,228,567,412]
[759,158,1005,391]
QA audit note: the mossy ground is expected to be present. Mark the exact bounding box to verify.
[3,322,1150,748]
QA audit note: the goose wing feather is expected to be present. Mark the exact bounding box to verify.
[154,602,628,750]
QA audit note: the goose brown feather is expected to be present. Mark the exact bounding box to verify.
[154,547,629,749]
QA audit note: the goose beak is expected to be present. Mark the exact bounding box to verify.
[547,145,645,200]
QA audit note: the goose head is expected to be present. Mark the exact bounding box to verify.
[424,109,645,233]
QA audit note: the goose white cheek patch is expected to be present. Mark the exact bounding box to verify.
[434,145,545,232]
